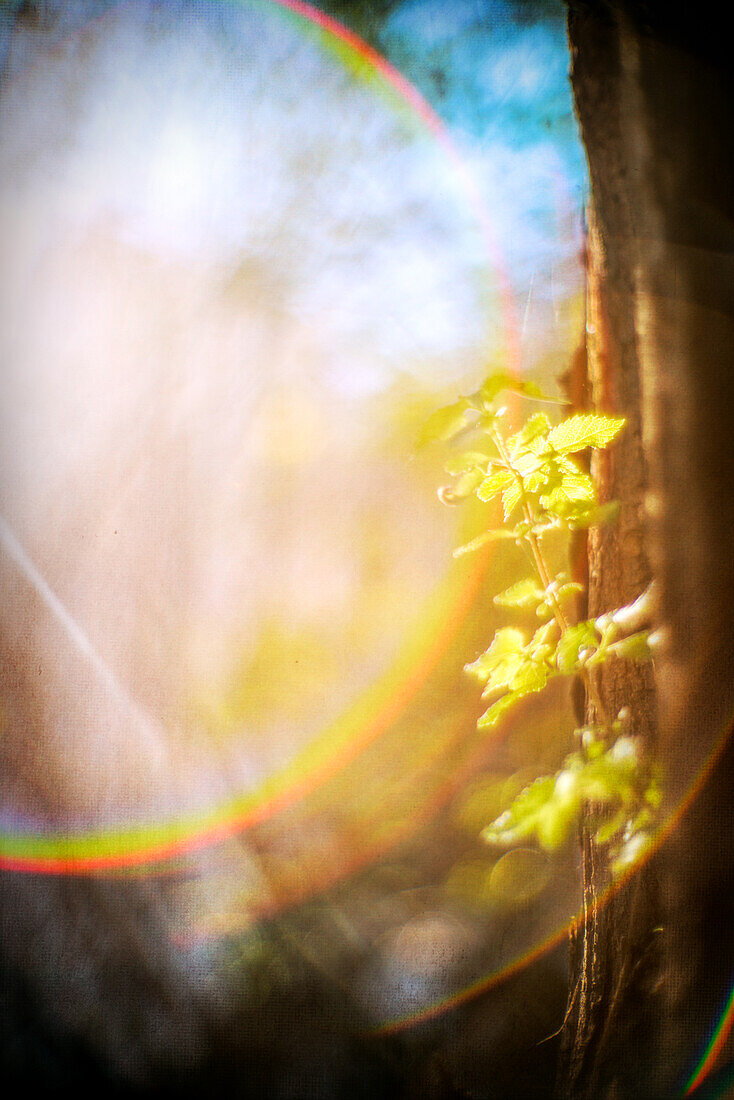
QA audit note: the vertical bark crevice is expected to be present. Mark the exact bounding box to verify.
[557,5,662,1096]
[555,193,663,1094]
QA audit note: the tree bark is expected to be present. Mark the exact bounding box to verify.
[558,4,734,1097]
[556,14,661,1093]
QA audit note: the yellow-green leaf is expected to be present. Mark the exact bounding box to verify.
[444,450,492,476]
[567,500,621,529]
[465,628,526,681]
[556,621,599,674]
[493,579,544,608]
[529,620,558,659]
[556,581,585,603]
[476,469,514,502]
[418,398,471,447]
[508,412,551,456]
[609,631,652,662]
[453,528,515,557]
[547,413,626,454]
[452,468,486,498]
[509,661,548,694]
[479,372,549,410]
[502,480,523,519]
[479,372,517,405]
[540,472,596,514]
[477,691,524,729]
[482,655,525,697]
[536,797,581,851]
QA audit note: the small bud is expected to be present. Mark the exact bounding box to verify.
[437,485,461,505]
[615,831,649,871]
[610,736,638,762]
[611,631,652,661]
[554,770,577,799]
[612,582,657,631]
[647,628,668,655]
[644,492,664,519]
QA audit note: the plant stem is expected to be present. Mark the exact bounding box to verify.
[491,427,569,630]
[492,424,611,732]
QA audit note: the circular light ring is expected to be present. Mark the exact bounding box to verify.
[0,0,514,873]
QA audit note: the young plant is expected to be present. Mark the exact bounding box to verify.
[425,372,659,873]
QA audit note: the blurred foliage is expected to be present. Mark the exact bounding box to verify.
[189,620,339,740]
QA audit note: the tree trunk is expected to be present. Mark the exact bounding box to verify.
[558,4,734,1097]
[556,16,661,1093]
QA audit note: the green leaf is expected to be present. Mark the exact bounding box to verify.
[629,808,653,834]
[644,777,662,810]
[594,808,627,845]
[466,626,553,704]
[479,372,516,405]
[509,661,549,694]
[481,655,526,697]
[477,691,525,729]
[566,500,621,530]
[482,776,556,845]
[556,581,585,604]
[547,413,626,454]
[523,471,551,497]
[502,480,523,519]
[556,621,600,674]
[476,469,514,502]
[465,628,526,681]
[444,451,492,476]
[481,735,657,859]
[478,372,550,411]
[418,398,472,446]
[453,528,516,557]
[451,468,486,499]
[540,471,596,513]
[580,726,607,759]
[493,579,544,608]
[536,797,581,851]
[529,620,558,661]
[609,631,653,662]
[513,451,546,480]
[489,627,527,655]
[521,380,548,399]
[577,757,636,805]
[469,621,555,702]
[508,413,551,456]
[527,519,563,540]
[519,452,575,502]
[511,775,557,816]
